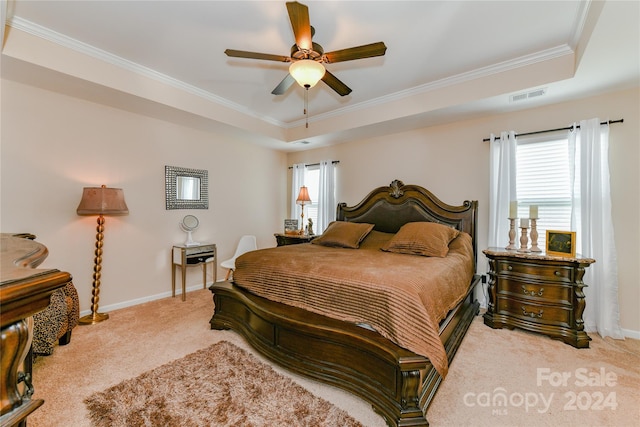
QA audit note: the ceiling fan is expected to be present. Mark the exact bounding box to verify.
[224,1,387,97]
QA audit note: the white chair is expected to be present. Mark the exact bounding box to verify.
[221,235,257,280]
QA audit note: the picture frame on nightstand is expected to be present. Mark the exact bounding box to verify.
[546,230,576,257]
[284,219,299,235]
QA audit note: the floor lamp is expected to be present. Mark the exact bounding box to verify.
[76,185,129,325]
[296,186,312,235]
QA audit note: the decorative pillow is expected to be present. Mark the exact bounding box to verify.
[311,221,374,249]
[358,230,395,250]
[381,222,460,257]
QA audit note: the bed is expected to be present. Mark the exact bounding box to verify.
[209,180,480,426]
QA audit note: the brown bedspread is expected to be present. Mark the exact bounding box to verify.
[232,231,475,377]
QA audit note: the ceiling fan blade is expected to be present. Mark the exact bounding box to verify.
[286,1,312,51]
[271,74,295,95]
[324,42,387,63]
[225,49,290,63]
[322,70,352,96]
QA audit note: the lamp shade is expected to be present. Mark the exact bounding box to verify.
[296,186,312,205]
[77,185,129,216]
[289,59,326,88]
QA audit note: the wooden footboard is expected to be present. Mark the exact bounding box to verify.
[209,276,480,427]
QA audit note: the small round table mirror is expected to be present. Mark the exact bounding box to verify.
[179,215,200,246]
[181,214,199,231]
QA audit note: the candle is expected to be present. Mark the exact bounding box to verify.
[509,201,518,218]
[520,218,529,228]
[530,205,538,219]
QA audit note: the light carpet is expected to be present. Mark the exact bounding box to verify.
[84,340,362,427]
[30,288,639,426]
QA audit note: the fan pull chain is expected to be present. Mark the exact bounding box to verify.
[304,87,309,128]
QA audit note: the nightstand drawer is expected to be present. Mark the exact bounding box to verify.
[499,279,572,305]
[496,260,573,283]
[497,298,571,326]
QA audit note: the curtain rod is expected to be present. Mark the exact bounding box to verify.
[288,160,340,169]
[483,119,623,142]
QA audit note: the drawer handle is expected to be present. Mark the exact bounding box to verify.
[522,306,544,318]
[554,271,562,277]
[507,265,513,271]
[522,285,544,297]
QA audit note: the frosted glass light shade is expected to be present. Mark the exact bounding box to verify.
[289,60,326,88]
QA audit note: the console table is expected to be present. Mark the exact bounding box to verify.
[172,243,216,301]
[483,248,595,348]
[1,234,71,426]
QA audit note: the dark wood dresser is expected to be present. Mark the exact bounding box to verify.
[483,248,595,348]
[1,234,71,426]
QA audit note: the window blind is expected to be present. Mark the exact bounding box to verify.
[516,137,573,247]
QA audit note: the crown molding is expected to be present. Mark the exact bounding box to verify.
[289,44,574,129]
[6,16,287,128]
[8,15,574,132]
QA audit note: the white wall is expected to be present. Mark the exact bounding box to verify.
[2,78,637,336]
[1,79,287,312]
[287,87,640,335]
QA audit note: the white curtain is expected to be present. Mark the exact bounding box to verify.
[488,131,518,248]
[290,163,306,225]
[568,118,624,339]
[317,160,336,233]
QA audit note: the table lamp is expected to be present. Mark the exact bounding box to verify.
[296,186,312,234]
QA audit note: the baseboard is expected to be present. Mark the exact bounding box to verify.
[78,282,215,318]
[584,323,640,341]
[78,281,640,341]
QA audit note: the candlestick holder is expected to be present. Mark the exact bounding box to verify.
[506,218,517,250]
[518,226,530,252]
[530,218,541,252]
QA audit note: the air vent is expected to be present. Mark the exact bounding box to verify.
[511,93,528,102]
[510,88,547,103]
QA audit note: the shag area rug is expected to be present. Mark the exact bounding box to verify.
[84,341,363,427]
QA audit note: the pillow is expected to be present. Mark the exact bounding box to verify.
[311,221,374,249]
[358,230,395,250]
[381,222,460,257]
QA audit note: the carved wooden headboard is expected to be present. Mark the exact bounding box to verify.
[336,179,478,262]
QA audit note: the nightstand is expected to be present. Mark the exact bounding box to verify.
[483,248,595,348]
[274,233,316,246]
[172,243,216,301]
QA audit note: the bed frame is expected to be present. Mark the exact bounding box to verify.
[209,180,480,426]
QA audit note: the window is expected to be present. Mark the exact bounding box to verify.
[515,134,577,249]
[292,160,337,234]
[304,164,319,228]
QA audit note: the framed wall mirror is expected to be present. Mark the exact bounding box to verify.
[165,165,209,210]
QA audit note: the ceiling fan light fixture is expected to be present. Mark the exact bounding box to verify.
[289,59,325,89]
